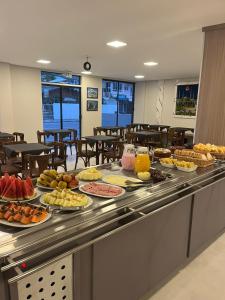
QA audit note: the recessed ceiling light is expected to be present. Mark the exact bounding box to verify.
[36,59,51,64]
[81,71,92,75]
[135,75,145,79]
[107,41,127,48]
[144,61,158,66]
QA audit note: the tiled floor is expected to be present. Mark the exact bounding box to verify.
[145,234,225,300]
[66,150,225,300]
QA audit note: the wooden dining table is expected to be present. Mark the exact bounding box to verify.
[3,143,52,169]
[0,132,14,140]
[84,135,119,164]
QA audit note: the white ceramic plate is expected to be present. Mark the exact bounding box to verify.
[36,183,78,191]
[39,194,93,210]
[102,175,142,187]
[0,206,51,228]
[176,165,198,172]
[0,189,41,203]
[160,162,175,169]
[79,183,126,199]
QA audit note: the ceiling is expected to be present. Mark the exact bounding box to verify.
[1,0,225,81]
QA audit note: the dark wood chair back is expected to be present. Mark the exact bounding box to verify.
[48,142,67,171]
[23,153,52,178]
[13,132,25,141]
[37,130,56,144]
[103,141,124,163]
[93,127,108,135]
[74,140,96,168]
[68,129,78,141]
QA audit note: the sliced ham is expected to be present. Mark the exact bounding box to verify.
[82,183,122,197]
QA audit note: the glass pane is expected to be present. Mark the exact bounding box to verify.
[62,87,81,138]
[118,82,134,126]
[102,80,118,126]
[41,71,81,85]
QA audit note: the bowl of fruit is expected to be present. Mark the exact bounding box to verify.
[175,161,198,172]
[160,158,177,169]
[37,170,79,190]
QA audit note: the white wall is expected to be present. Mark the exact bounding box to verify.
[81,76,102,136]
[0,63,102,141]
[134,78,199,128]
[0,63,14,132]
[10,65,43,142]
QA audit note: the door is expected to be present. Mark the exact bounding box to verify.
[61,87,81,137]
[42,85,81,138]
[102,80,134,127]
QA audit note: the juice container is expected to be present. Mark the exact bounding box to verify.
[121,144,136,171]
[134,147,151,173]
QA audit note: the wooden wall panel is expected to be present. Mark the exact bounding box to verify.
[195,25,225,144]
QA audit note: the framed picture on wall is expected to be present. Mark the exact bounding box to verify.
[87,87,98,99]
[175,82,199,117]
[87,100,98,111]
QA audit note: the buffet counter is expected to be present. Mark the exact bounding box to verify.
[1,162,225,300]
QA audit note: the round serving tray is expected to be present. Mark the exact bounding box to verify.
[0,188,41,203]
[39,194,93,211]
[79,183,126,199]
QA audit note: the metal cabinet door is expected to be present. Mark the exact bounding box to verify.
[189,177,225,256]
[93,196,192,300]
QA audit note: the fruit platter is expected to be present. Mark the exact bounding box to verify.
[160,158,177,169]
[40,188,92,210]
[0,174,38,202]
[175,160,198,172]
[77,168,103,181]
[37,170,79,190]
[79,182,125,198]
[0,202,50,227]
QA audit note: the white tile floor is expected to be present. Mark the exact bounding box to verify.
[65,149,225,300]
[145,234,225,300]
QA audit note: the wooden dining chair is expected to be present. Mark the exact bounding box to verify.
[37,130,56,144]
[65,129,78,155]
[74,140,96,169]
[13,132,25,142]
[125,132,140,146]
[48,142,67,171]
[102,141,124,163]
[22,153,52,178]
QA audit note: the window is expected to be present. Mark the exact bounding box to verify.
[41,72,81,138]
[175,83,199,117]
[102,80,135,127]
[41,71,81,85]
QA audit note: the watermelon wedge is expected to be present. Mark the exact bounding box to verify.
[23,177,35,199]
[2,176,17,201]
[1,174,12,197]
[15,178,24,200]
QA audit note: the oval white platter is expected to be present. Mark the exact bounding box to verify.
[36,183,78,191]
[102,175,142,187]
[0,205,51,228]
[79,183,126,199]
[176,165,198,172]
[0,189,41,203]
[39,194,93,210]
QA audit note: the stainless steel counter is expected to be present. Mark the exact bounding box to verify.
[1,162,225,300]
[0,162,225,259]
